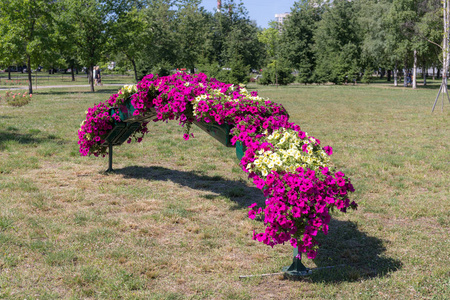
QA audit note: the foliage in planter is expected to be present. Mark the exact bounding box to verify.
[78,72,357,259]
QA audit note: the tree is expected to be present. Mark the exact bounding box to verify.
[387,0,438,88]
[0,0,56,94]
[211,1,263,71]
[413,0,442,85]
[60,0,111,92]
[228,55,250,84]
[357,0,394,83]
[314,0,362,84]
[258,22,281,85]
[279,0,323,84]
[259,59,294,85]
[175,0,208,73]
[109,4,150,83]
[127,0,178,79]
[432,0,450,111]
[0,23,22,80]
[223,2,262,71]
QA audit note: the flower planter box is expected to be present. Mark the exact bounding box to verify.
[193,121,234,147]
[101,97,158,172]
[114,97,158,123]
[192,121,248,161]
[102,121,142,146]
[102,97,158,147]
[235,140,246,161]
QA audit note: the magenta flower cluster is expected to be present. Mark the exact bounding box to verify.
[78,102,115,156]
[248,167,357,259]
[78,72,357,259]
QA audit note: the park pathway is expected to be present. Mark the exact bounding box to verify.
[0,83,126,91]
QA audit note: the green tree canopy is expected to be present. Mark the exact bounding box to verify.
[0,0,56,93]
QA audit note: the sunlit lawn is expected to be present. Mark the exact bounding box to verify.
[0,81,448,299]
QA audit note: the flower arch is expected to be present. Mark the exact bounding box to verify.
[78,72,357,261]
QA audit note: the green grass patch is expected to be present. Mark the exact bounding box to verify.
[0,82,448,298]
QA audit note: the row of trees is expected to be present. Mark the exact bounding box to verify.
[0,0,265,93]
[265,0,443,87]
[0,0,446,94]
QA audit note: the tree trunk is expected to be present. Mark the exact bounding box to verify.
[394,63,398,87]
[443,0,449,94]
[27,55,33,94]
[387,70,391,81]
[403,67,407,87]
[275,60,278,87]
[412,50,417,89]
[131,59,138,83]
[89,65,95,92]
[71,65,75,81]
[423,65,427,86]
[8,67,11,80]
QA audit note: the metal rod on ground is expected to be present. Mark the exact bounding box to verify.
[446,81,450,109]
[432,83,443,112]
[239,264,347,279]
[239,272,284,279]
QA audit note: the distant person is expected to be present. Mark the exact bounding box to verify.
[406,70,412,86]
[97,67,102,86]
[93,66,98,86]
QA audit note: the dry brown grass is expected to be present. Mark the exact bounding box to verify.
[0,83,448,299]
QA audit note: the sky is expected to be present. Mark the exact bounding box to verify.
[200,0,297,28]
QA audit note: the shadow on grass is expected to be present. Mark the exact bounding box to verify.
[0,129,65,150]
[306,218,403,283]
[114,165,266,209]
[114,167,401,282]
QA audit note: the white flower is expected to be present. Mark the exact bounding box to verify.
[254,159,262,167]
[269,153,279,160]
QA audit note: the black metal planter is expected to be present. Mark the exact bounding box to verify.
[102,97,158,172]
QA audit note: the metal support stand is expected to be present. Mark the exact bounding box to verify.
[106,144,113,172]
[282,247,312,279]
[432,79,450,112]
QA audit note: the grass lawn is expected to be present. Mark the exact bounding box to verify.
[0,81,448,299]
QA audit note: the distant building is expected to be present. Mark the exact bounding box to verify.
[275,13,290,25]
